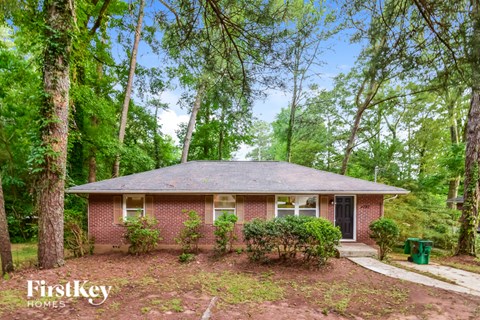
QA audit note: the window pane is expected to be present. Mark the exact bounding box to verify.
[214,195,236,208]
[298,196,317,209]
[215,209,235,220]
[299,209,316,217]
[277,209,295,217]
[277,196,295,208]
[126,196,144,209]
[126,209,142,218]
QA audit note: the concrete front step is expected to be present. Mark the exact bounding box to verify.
[336,243,377,258]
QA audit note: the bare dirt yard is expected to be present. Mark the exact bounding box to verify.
[1,250,479,320]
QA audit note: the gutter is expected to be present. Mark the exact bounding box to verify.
[66,189,410,195]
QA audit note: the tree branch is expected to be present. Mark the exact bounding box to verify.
[89,0,112,36]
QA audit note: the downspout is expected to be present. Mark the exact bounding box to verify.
[384,194,399,201]
[382,194,398,217]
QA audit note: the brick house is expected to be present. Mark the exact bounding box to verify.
[446,196,480,232]
[67,161,408,252]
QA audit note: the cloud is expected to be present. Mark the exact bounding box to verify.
[232,143,253,161]
[337,64,350,70]
[160,90,182,112]
[158,109,189,144]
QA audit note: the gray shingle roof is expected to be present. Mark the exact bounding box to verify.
[446,196,464,203]
[67,161,409,195]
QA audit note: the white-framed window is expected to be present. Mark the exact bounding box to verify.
[276,195,318,218]
[213,194,236,221]
[123,194,145,219]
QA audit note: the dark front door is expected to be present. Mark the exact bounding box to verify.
[335,196,354,239]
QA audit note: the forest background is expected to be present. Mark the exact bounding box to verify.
[0,0,478,270]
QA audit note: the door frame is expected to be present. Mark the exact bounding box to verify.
[334,195,356,242]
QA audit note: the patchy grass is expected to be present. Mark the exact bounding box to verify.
[192,271,284,304]
[149,298,184,313]
[391,249,480,275]
[3,243,77,271]
[140,306,151,314]
[0,289,24,314]
[290,279,410,317]
[389,261,457,284]
[1,251,479,319]
[161,298,183,312]
[437,260,480,275]
[9,243,37,269]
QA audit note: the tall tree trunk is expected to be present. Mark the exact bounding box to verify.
[218,106,225,160]
[112,0,145,177]
[447,98,461,209]
[88,155,97,183]
[37,0,73,269]
[0,175,13,274]
[154,103,161,168]
[340,33,386,176]
[457,90,480,255]
[340,79,379,175]
[181,84,205,163]
[286,66,299,163]
[457,0,480,255]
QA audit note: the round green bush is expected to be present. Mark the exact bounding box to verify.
[369,218,399,260]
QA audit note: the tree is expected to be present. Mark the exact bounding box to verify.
[0,175,13,274]
[456,2,480,255]
[36,0,74,269]
[159,0,286,162]
[247,120,274,161]
[339,0,433,175]
[410,0,478,255]
[113,0,145,177]
[0,25,41,242]
[283,1,325,162]
[177,84,253,161]
[181,84,205,163]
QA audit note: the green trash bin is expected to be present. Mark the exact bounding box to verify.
[404,238,420,254]
[405,239,432,264]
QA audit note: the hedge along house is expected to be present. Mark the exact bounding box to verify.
[67,161,409,252]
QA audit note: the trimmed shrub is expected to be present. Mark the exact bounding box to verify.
[274,215,312,259]
[123,216,162,254]
[213,212,238,254]
[175,210,203,253]
[369,218,399,261]
[243,216,341,265]
[304,218,342,265]
[243,219,278,262]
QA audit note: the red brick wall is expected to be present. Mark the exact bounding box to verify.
[88,194,125,246]
[356,195,384,244]
[88,193,383,247]
[88,194,268,246]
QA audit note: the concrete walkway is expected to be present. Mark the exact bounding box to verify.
[349,257,480,297]
[396,261,480,293]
